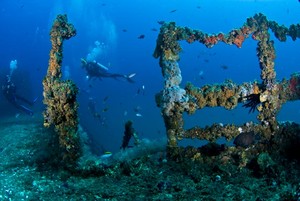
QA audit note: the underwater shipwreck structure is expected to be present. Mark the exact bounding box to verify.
[154,13,300,166]
[41,13,300,170]
[43,14,81,167]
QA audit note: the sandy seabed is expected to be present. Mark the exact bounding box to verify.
[0,115,299,201]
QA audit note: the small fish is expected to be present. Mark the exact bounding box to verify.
[100,151,112,159]
[221,65,228,70]
[135,113,143,117]
[151,28,158,32]
[136,85,145,96]
[128,73,136,78]
[123,110,128,116]
[157,21,165,25]
[102,107,109,112]
[103,96,109,103]
[15,113,20,118]
[170,9,177,13]
[122,29,127,32]
[234,131,260,148]
[196,6,201,9]
[138,34,145,39]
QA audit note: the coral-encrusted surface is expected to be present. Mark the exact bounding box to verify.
[0,117,299,200]
[43,14,81,167]
[153,13,300,161]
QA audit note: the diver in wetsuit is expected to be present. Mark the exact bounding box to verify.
[2,75,37,115]
[81,58,136,83]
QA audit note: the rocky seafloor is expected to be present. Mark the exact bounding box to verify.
[0,116,299,201]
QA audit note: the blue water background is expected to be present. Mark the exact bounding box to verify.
[0,0,300,153]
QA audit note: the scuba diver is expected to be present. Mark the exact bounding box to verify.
[2,75,37,116]
[81,58,136,83]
